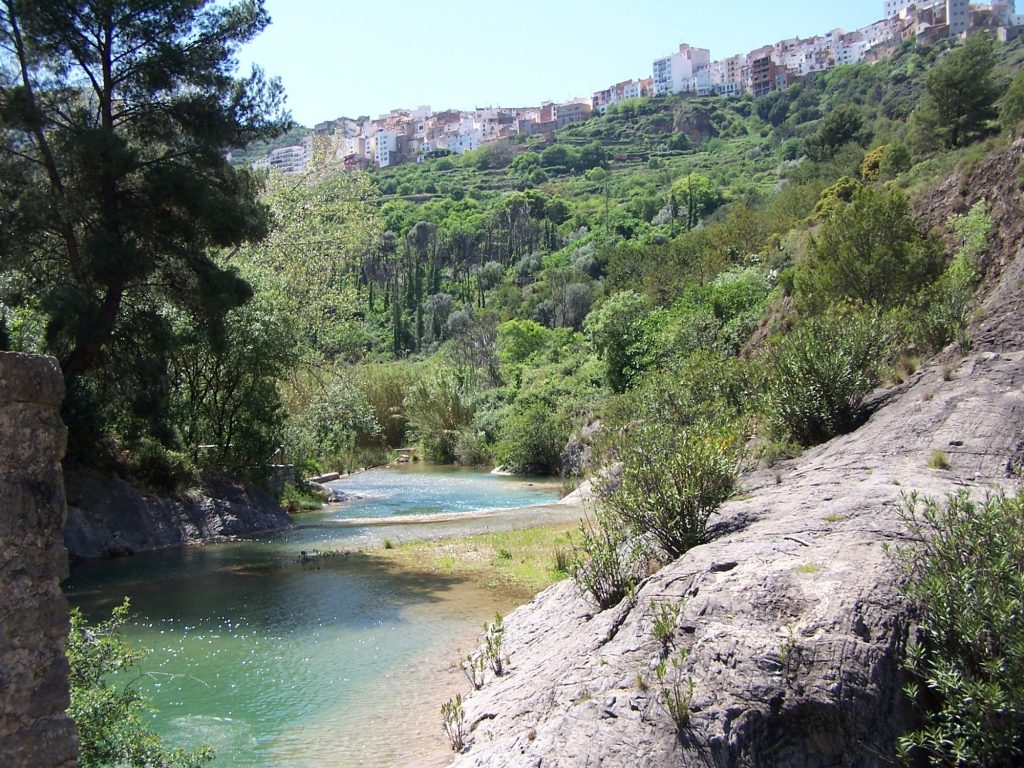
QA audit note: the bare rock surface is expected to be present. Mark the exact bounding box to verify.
[450,349,1024,768]
[63,470,293,560]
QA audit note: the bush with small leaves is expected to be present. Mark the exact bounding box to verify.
[570,507,644,610]
[765,307,891,446]
[891,491,1024,768]
[655,650,696,730]
[441,693,467,752]
[483,613,506,676]
[651,600,683,651]
[462,653,486,690]
[599,420,741,560]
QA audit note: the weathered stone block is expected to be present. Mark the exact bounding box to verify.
[0,352,77,767]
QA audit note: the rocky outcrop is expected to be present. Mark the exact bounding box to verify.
[0,353,78,767]
[452,350,1024,768]
[449,153,1024,765]
[63,471,293,560]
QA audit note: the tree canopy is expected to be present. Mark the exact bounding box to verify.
[0,0,288,454]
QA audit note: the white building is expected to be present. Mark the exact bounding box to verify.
[267,142,309,175]
[653,43,711,95]
[947,0,969,35]
[370,130,398,168]
[442,129,481,154]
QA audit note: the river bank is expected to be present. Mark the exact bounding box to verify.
[63,466,584,767]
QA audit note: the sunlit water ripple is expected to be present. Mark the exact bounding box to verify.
[63,466,568,767]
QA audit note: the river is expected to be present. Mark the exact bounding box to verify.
[62,465,575,767]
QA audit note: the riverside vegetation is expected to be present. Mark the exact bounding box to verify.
[2,1,1023,762]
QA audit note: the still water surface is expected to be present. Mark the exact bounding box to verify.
[63,466,565,767]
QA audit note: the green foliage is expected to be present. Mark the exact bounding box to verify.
[1000,70,1024,134]
[893,491,1024,767]
[795,186,942,313]
[404,367,476,463]
[599,420,740,559]
[571,507,643,609]
[496,319,550,368]
[812,176,862,221]
[895,199,990,355]
[68,600,214,768]
[127,439,197,497]
[0,0,287,435]
[805,105,865,161]
[765,307,891,446]
[170,268,303,480]
[880,143,913,179]
[585,291,655,393]
[285,374,380,475]
[441,693,467,751]
[912,34,1001,151]
[651,599,683,650]
[495,395,567,475]
[655,650,696,729]
[483,613,505,676]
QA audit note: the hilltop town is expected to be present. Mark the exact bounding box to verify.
[249,0,1023,174]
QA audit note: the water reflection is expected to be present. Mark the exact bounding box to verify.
[63,467,565,767]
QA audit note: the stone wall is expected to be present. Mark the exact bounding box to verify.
[0,352,78,767]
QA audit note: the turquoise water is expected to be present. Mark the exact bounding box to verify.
[63,466,565,767]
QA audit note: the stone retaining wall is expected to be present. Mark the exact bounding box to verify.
[0,352,78,767]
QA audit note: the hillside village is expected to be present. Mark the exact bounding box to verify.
[245,0,1024,176]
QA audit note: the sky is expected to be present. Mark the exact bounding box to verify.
[237,0,887,127]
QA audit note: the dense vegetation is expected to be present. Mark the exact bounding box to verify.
[5,17,1014,495]
[893,492,1024,767]
[4,0,1024,760]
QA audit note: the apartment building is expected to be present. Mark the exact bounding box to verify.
[268,142,309,175]
[592,78,654,113]
[653,43,712,95]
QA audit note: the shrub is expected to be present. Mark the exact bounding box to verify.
[68,600,214,768]
[441,693,467,751]
[655,650,696,730]
[599,420,741,559]
[571,507,644,610]
[494,395,568,475]
[765,307,890,446]
[892,491,1024,767]
[795,186,943,314]
[128,438,196,496]
[585,290,656,393]
[404,367,476,463]
[285,374,381,474]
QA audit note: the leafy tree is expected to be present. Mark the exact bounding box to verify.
[540,143,582,172]
[804,104,865,161]
[671,173,720,227]
[0,0,286,380]
[912,33,1000,150]
[795,186,942,313]
[0,0,287,454]
[579,141,609,171]
[244,154,381,358]
[169,268,303,480]
[68,600,213,768]
[496,319,549,367]
[584,290,654,393]
[495,395,566,475]
[284,373,380,474]
[1000,70,1024,134]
